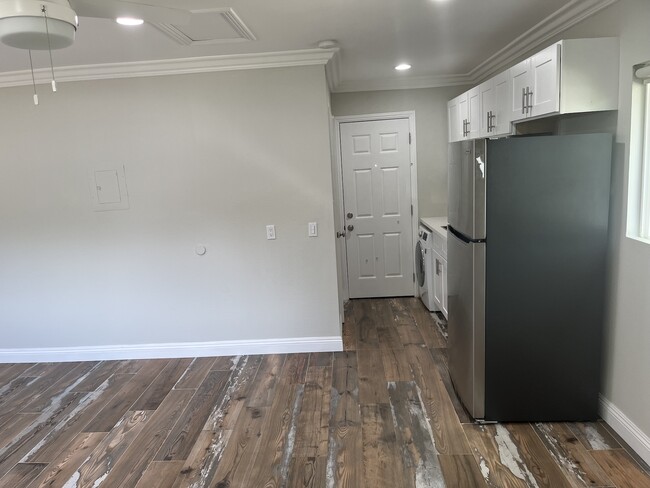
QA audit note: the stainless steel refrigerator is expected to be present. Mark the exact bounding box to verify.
[448,134,612,422]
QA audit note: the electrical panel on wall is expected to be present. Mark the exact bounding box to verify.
[90,165,129,211]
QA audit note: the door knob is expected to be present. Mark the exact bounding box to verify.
[347,225,354,232]
[347,212,354,219]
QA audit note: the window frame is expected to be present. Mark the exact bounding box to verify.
[641,81,650,239]
[628,61,650,243]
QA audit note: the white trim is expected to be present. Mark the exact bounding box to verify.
[600,395,650,466]
[0,48,337,89]
[326,49,342,93]
[333,111,419,298]
[334,74,472,93]
[640,82,650,238]
[0,336,343,363]
[332,117,349,302]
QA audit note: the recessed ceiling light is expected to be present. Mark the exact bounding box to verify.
[395,63,412,71]
[116,17,144,26]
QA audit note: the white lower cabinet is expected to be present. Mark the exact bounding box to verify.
[431,229,448,319]
[432,252,447,319]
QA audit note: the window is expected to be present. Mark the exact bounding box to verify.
[628,62,650,241]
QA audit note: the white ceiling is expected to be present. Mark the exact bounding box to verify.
[0,0,613,92]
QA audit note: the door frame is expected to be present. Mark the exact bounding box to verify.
[332,111,419,301]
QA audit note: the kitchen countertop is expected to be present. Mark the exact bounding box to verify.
[420,216,448,240]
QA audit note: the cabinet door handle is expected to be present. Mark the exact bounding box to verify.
[436,259,441,275]
[527,88,533,111]
[486,111,491,132]
[490,111,496,131]
[522,88,526,114]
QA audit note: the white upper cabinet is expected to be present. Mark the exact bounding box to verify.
[458,93,469,139]
[530,44,560,117]
[448,37,619,143]
[467,86,481,139]
[511,44,560,120]
[478,80,495,138]
[479,71,512,138]
[448,88,479,141]
[510,57,531,120]
[448,95,463,142]
[493,71,511,135]
[510,38,618,123]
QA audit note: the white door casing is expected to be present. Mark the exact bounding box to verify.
[339,118,415,298]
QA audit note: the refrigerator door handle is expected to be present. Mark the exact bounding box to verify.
[448,225,486,244]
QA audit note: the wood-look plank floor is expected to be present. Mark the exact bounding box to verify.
[0,298,649,487]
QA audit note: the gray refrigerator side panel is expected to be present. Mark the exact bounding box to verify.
[484,134,612,421]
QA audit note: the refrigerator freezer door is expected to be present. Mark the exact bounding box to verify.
[448,140,486,240]
[448,228,485,419]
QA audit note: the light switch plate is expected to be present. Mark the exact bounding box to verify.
[266,225,276,240]
[308,222,318,237]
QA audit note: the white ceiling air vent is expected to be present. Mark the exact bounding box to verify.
[153,8,256,46]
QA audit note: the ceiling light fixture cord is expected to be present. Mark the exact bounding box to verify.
[42,5,57,93]
[28,49,38,105]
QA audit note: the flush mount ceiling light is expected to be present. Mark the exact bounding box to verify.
[0,0,78,50]
[116,16,143,26]
[395,63,412,71]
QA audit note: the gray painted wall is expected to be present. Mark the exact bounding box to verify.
[0,65,341,349]
[330,86,469,218]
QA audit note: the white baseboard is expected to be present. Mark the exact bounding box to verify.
[600,395,650,466]
[0,336,343,363]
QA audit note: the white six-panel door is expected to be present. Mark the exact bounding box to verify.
[340,119,414,298]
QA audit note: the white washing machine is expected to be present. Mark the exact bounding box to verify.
[416,224,436,311]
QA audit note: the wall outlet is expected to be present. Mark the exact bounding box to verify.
[308,222,318,237]
[266,225,276,240]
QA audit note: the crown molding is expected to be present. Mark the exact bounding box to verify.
[0,48,336,89]
[332,0,619,93]
[325,48,341,92]
[333,73,472,93]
